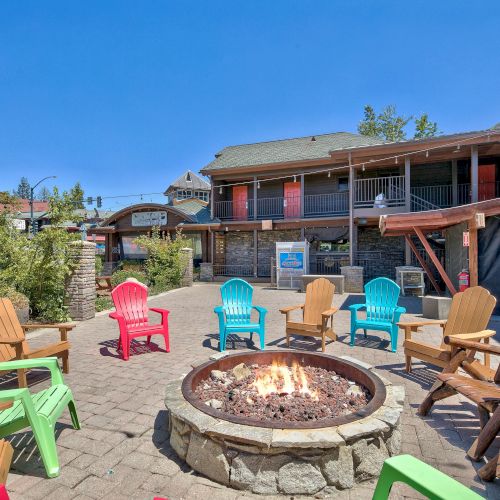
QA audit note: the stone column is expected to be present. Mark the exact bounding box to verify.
[200,263,213,281]
[181,248,194,287]
[65,241,96,321]
[341,266,364,293]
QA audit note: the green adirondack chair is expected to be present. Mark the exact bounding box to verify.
[373,455,481,499]
[349,277,405,352]
[0,358,80,478]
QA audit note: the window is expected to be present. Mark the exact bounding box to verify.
[194,190,209,202]
[177,189,192,200]
[338,177,349,192]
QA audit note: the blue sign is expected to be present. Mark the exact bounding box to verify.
[279,251,304,270]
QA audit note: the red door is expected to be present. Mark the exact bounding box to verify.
[232,186,248,220]
[478,164,496,201]
[284,182,301,218]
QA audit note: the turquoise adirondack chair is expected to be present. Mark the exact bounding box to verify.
[214,279,267,352]
[373,455,481,499]
[0,358,80,478]
[349,277,405,352]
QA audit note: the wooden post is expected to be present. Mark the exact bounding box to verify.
[253,229,258,277]
[210,177,214,220]
[348,153,355,266]
[300,173,305,218]
[414,226,457,295]
[253,176,257,220]
[451,159,458,206]
[468,219,478,287]
[471,145,479,203]
[404,156,412,265]
[210,231,214,264]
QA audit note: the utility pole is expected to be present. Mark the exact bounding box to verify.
[29,176,57,236]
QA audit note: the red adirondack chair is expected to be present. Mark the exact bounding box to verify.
[109,281,170,361]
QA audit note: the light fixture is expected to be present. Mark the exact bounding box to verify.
[362,164,365,172]
[395,156,398,164]
[293,175,297,182]
[453,144,461,153]
[257,181,261,189]
[219,186,223,194]
[426,150,429,158]
[328,171,331,178]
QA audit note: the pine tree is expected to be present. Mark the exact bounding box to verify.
[69,182,85,209]
[37,186,52,201]
[14,177,31,199]
[414,113,439,139]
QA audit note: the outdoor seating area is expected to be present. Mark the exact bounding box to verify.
[0,279,498,499]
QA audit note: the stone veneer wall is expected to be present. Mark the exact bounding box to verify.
[225,232,254,267]
[200,263,214,281]
[180,247,194,287]
[257,230,301,275]
[357,227,405,280]
[165,357,404,496]
[65,241,96,321]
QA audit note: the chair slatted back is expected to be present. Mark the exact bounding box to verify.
[365,277,401,323]
[440,286,497,349]
[220,279,253,325]
[303,278,335,325]
[0,299,28,361]
[111,281,149,328]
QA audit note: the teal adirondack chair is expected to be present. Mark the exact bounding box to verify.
[349,277,405,352]
[214,279,267,352]
[0,358,80,478]
[373,455,481,499]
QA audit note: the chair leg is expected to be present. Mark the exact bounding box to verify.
[405,355,412,373]
[390,327,398,353]
[17,368,28,388]
[219,329,226,352]
[321,334,326,352]
[468,406,500,461]
[259,330,265,350]
[418,380,456,416]
[363,329,367,338]
[349,328,356,347]
[478,453,499,481]
[372,460,397,500]
[146,336,152,344]
[67,398,81,430]
[31,417,60,478]
[62,351,69,374]
[163,331,170,353]
[286,333,290,347]
[122,335,130,361]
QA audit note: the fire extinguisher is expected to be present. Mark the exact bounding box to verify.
[458,269,470,292]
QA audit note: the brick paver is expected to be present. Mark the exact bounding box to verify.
[4,283,500,499]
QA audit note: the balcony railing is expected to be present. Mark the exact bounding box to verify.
[354,176,405,208]
[214,192,348,221]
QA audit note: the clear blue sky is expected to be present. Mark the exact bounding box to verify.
[1,1,499,210]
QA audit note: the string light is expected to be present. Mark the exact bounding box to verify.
[362,164,365,172]
[219,186,223,194]
[327,171,331,178]
[425,150,429,158]
[293,175,297,182]
[257,181,261,189]
[395,156,398,164]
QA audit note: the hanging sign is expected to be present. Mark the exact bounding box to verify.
[132,211,167,227]
[463,231,470,247]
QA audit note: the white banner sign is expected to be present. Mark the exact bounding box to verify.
[10,218,26,230]
[131,211,167,227]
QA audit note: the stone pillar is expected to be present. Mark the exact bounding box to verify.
[200,263,213,282]
[341,266,364,293]
[181,248,194,287]
[65,241,96,321]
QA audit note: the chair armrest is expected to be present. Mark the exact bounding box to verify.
[279,305,304,314]
[109,312,122,320]
[448,331,496,342]
[0,339,23,345]
[21,323,76,331]
[214,306,224,314]
[0,357,64,385]
[444,333,500,354]
[397,320,447,328]
[252,306,268,317]
[348,304,366,311]
[150,307,170,317]
[321,307,338,318]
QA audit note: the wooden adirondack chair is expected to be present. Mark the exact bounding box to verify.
[0,357,80,478]
[214,279,267,352]
[280,277,337,352]
[0,298,74,388]
[419,336,500,481]
[0,437,13,486]
[109,281,170,361]
[349,277,405,353]
[400,286,496,373]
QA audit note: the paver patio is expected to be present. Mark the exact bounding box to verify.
[3,283,500,499]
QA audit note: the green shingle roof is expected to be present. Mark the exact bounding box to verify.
[202,132,386,171]
[173,200,212,224]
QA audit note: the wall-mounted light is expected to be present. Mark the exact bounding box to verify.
[257,181,261,189]
[328,171,331,178]
[362,164,365,172]
[219,186,223,194]
[425,150,429,158]
[293,175,297,182]
[395,156,398,164]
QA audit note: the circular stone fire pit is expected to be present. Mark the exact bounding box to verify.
[165,351,405,496]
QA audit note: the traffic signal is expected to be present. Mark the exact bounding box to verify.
[97,196,102,208]
[87,196,93,205]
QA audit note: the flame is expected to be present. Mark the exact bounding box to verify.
[252,360,318,400]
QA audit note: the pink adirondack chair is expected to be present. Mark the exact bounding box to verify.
[109,281,170,361]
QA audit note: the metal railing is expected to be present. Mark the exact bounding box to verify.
[354,176,406,208]
[304,192,349,217]
[411,185,453,208]
[213,264,254,277]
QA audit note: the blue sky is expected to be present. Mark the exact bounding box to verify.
[1,1,499,210]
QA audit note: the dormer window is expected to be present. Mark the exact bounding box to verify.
[177,189,192,200]
[186,172,192,183]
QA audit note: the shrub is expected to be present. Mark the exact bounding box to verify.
[135,228,188,293]
[110,269,148,287]
[95,255,104,276]
[95,296,113,312]
[0,284,29,309]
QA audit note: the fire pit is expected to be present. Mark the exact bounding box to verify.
[165,351,404,495]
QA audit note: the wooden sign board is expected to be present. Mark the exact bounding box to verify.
[474,213,485,229]
[463,231,470,247]
[262,220,273,231]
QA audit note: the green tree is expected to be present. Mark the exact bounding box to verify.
[0,191,19,207]
[378,105,411,142]
[357,105,381,138]
[37,186,52,201]
[69,182,85,209]
[414,113,438,139]
[14,177,31,199]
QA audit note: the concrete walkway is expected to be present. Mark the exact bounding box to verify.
[4,283,500,499]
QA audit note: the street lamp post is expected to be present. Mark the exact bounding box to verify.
[30,176,57,236]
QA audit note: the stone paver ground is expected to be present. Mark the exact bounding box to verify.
[3,283,500,499]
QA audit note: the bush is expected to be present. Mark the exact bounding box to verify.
[95,296,113,312]
[95,255,104,276]
[110,269,148,287]
[0,284,29,309]
[135,228,188,293]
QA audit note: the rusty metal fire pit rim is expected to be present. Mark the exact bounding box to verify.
[181,350,387,430]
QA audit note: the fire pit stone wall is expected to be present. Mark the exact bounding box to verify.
[165,355,404,496]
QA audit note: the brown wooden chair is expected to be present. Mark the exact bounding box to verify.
[279,277,337,352]
[419,336,500,481]
[0,298,74,388]
[399,286,496,373]
[0,402,13,486]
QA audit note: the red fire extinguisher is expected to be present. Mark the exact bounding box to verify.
[458,269,470,292]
